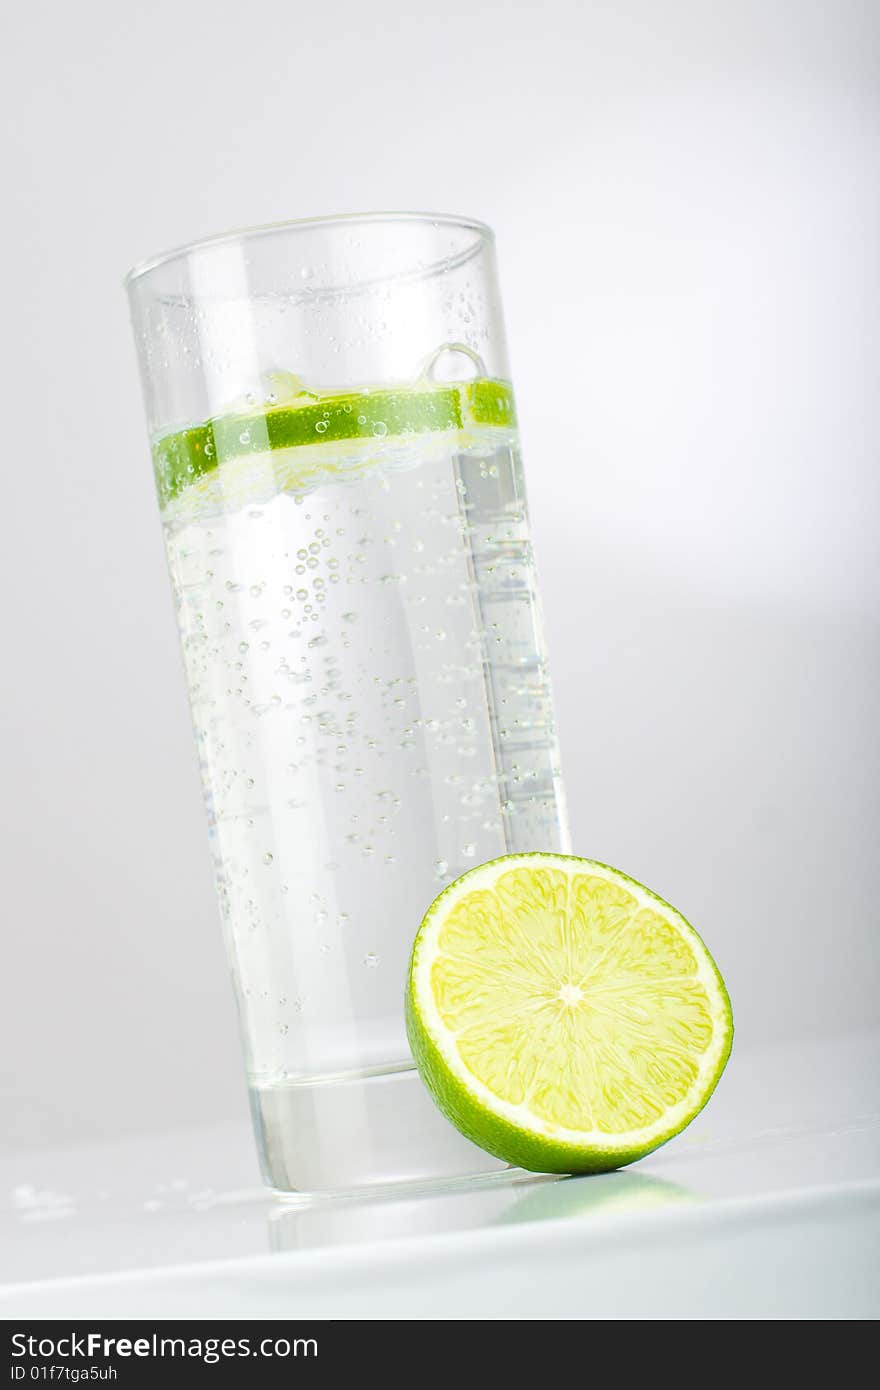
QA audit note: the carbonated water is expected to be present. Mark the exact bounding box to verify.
[162,421,569,1188]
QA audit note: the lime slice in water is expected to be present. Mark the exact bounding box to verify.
[406,853,733,1174]
[153,377,516,509]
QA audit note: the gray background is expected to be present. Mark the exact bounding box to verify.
[1,0,877,1149]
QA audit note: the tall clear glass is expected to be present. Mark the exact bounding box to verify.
[126,214,569,1194]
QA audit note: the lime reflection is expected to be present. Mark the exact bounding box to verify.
[266,1167,695,1254]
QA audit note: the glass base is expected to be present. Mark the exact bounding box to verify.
[250,1064,506,1195]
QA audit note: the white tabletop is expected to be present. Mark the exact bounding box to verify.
[1,1030,877,1319]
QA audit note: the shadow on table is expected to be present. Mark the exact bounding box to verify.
[268,1167,694,1253]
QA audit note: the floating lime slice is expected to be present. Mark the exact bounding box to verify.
[153,378,516,509]
[406,853,733,1174]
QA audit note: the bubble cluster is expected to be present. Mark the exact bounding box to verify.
[164,421,566,1087]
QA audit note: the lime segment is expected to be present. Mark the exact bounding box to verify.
[153,378,516,507]
[406,853,733,1174]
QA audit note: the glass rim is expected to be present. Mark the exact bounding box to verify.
[124,210,494,288]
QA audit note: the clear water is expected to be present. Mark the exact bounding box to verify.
[163,424,569,1189]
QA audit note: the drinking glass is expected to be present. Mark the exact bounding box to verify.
[126,213,569,1193]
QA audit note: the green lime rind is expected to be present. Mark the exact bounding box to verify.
[406,852,734,1176]
[152,378,516,508]
[464,378,516,427]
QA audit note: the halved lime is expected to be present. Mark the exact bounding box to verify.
[406,853,733,1174]
[153,377,515,508]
